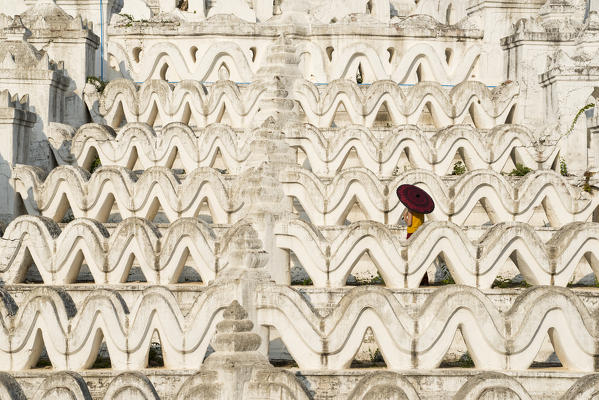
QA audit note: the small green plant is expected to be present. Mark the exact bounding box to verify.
[492,278,530,288]
[565,103,595,137]
[292,277,313,285]
[452,161,466,176]
[369,273,385,285]
[456,353,475,368]
[439,275,455,285]
[559,157,568,177]
[89,157,102,174]
[508,163,532,177]
[86,76,108,93]
[439,352,475,368]
[583,171,594,193]
[299,278,313,285]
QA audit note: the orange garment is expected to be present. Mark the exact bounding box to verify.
[406,212,424,235]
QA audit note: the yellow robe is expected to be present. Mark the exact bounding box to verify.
[407,212,424,234]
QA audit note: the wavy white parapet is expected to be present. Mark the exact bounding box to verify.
[11,165,595,227]
[94,79,519,130]
[48,122,557,177]
[49,122,251,174]
[0,216,216,285]
[11,165,241,223]
[293,79,519,129]
[106,37,482,85]
[257,285,599,370]
[1,215,598,288]
[275,219,599,288]
[0,285,598,371]
[280,167,596,226]
[0,285,234,370]
[97,79,267,129]
[285,123,554,177]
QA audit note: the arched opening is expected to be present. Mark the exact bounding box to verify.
[267,326,300,368]
[438,326,475,368]
[54,193,74,223]
[350,328,387,368]
[291,196,312,224]
[83,146,101,172]
[387,47,395,63]
[133,47,142,63]
[505,104,517,124]
[218,63,230,81]
[446,3,454,25]
[445,48,453,64]
[16,248,43,284]
[146,102,161,127]
[88,332,112,369]
[111,101,127,128]
[416,64,423,82]
[30,330,53,369]
[289,249,312,285]
[159,63,169,81]
[250,46,257,62]
[326,46,334,62]
[190,46,198,63]
[345,250,385,286]
[123,252,148,283]
[374,100,393,127]
[194,198,215,224]
[356,63,364,84]
[147,331,165,368]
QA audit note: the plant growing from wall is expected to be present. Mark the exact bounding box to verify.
[508,163,532,177]
[89,157,102,174]
[452,161,466,175]
[564,103,595,137]
[86,76,109,93]
[560,157,568,176]
[583,171,595,193]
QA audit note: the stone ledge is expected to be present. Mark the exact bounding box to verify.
[3,368,594,400]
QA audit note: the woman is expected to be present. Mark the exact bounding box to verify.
[401,208,424,239]
[397,184,434,286]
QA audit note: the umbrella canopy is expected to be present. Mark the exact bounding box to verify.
[396,184,435,214]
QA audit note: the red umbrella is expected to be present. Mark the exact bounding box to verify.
[396,184,435,214]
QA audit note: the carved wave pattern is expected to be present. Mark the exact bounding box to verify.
[0,285,599,372]
[12,165,240,224]
[279,167,596,226]
[49,122,557,177]
[12,165,595,227]
[276,219,599,288]
[97,79,519,130]
[1,216,598,288]
[107,39,482,85]
[257,285,599,370]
